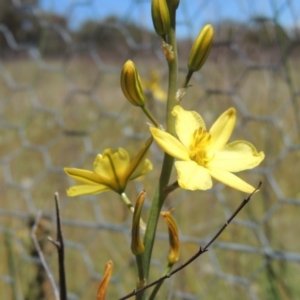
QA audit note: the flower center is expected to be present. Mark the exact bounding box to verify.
[189,127,212,166]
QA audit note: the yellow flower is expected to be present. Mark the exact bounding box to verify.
[142,69,167,102]
[65,138,153,196]
[150,106,264,193]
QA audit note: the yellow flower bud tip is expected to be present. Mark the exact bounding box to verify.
[121,60,146,107]
[97,260,113,300]
[151,0,170,37]
[131,191,146,255]
[188,24,214,72]
[161,210,180,264]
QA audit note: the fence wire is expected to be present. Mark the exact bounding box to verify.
[0,0,300,299]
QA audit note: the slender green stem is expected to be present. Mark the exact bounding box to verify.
[141,5,178,299]
[182,70,193,89]
[135,263,145,300]
[121,192,134,212]
[135,254,146,294]
[165,45,178,134]
[142,106,161,128]
[148,263,173,300]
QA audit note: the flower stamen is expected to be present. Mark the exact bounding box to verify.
[189,127,211,166]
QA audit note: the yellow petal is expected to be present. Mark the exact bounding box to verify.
[207,141,265,172]
[150,127,190,160]
[207,168,256,193]
[64,168,109,185]
[67,185,110,196]
[94,149,130,178]
[175,161,212,190]
[130,159,153,180]
[94,149,130,190]
[209,108,236,150]
[126,137,152,180]
[172,105,206,148]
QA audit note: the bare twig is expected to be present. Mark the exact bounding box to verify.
[163,181,179,196]
[31,211,60,300]
[48,192,67,300]
[119,182,262,300]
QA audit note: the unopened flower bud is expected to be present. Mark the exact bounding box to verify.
[97,260,113,300]
[151,0,170,38]
[188,24,214,72]
[121,60,145,107]
[131,191,146,255]
[161,210,180,264]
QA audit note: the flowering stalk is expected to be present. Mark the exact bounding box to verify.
[141,0,178,297]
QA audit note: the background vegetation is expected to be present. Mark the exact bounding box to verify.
[0,0,300,299]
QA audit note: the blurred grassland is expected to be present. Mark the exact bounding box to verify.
[1,52,300,300]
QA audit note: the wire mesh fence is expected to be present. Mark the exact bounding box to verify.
[0,0,300,299]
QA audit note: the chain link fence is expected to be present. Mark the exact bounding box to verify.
[0,0,300,299]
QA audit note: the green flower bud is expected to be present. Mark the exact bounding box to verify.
[131,191,146,255]
[151,0,170,37]
[188,24,214,72]
[121,60,145,107]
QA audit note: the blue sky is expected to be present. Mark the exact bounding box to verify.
[39,0,299,38]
